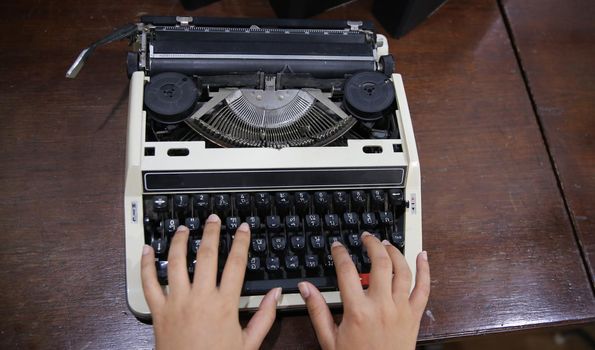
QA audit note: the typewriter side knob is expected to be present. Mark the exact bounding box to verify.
[343,71,396,122]
[144,72,199,124]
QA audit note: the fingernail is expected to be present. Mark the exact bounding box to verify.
[361,231,371,238]
[273,287,282,301]
[177,225,188,232]
[421,251,428,261]
[206,214,220,223]
[142,245,151,255]
[331,240,343,248]
[238,222,249,232]
[381,239,391,246]
[298,282,310,299]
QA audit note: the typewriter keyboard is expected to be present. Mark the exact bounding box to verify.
[143,189,406,294]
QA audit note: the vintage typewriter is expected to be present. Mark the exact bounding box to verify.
[68,16,421,319]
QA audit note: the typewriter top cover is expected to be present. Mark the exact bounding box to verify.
[103,16,422,318]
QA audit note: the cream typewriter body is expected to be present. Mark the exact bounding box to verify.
[101,16,422,319]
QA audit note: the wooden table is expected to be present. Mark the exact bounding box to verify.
[0,0,593,348]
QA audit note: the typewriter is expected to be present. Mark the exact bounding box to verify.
[68,16,421,319]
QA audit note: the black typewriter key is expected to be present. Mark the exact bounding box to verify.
[305,255,319,269]
[152,238,168,258]
[290,235,306,250]
[156,261,168,285]
[378,211,394,226]
[144,216,156,234]
[313,191,329,214]
[275,192,291,216]
[328,235,343,247]
[370,190,385,210]
[361,212,378,230]
[266,215,282,233]
[347,233,362,248]
[251,237,267,253]
[285,255,300,270]
[305,214,321,232]
[225,216,240,234]
[324,214,340,232]
[388,189,405,208]
[185,217,200,232]
[248,256,260,271]
[362,250,371,273]
[332,191,348,213]
[324,254,335,269]
[173,194,189,213]
[214,194,231,217]
[390,231,405,250]
[266,257,280,272]
[162,219,179,236]
[246,216,260,233]
[342,212,359,230]
[310,235,325,250]
[189,238,202,255]
[192,194,210,219]
[152,195,168,212]
[235,193,252,217]
[285,215,300,232]
[271,236,286,252]
[351,190,367,212]
[255,192,271,217]
[294,192,310,215]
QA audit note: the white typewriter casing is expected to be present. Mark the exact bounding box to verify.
[124,50,421,319]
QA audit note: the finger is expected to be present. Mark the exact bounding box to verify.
[383,240,412,299]
[243,287,281,350]
[141,244,166,311]
[166,225,191,295]
[299,282,337,350]
[409,251,431,318]
[193,214,221,292]
[220,222,250,296]
[361,232,393,298]
[331,241,364,306]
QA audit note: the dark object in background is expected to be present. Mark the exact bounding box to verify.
[179,0,447,38]
[372,0,448,38]
[269,0,352,19]
[180,0,218,11]
[269,0,448,37]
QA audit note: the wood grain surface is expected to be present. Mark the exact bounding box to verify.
[502,0,595,285]
[0,0,593,349]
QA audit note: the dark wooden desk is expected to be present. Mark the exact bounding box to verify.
[0,0,593,348]
[502,0,595,286]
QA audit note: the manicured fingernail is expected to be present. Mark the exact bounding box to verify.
[142,245,151,255]
[177,225,188,232]
[381,239,391,246]
[238,222,249,231]
[331,240,343,248]
[298,282,310,299]
[421,251,428,261]
[206,214,220,223]
[361,231,371,238]
[273,287,282,301]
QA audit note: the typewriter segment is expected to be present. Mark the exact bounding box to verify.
[144,189,406,293]
[111,17,422,318]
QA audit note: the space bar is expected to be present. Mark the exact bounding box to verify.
[242,276,338,295]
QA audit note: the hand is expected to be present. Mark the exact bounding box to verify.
[298,232,430,350]
[140,214,281,350]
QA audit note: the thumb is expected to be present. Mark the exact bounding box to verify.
[243,287,281,350]
[299,282,337,350]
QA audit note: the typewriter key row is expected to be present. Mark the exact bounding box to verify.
[143,190,406,294]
